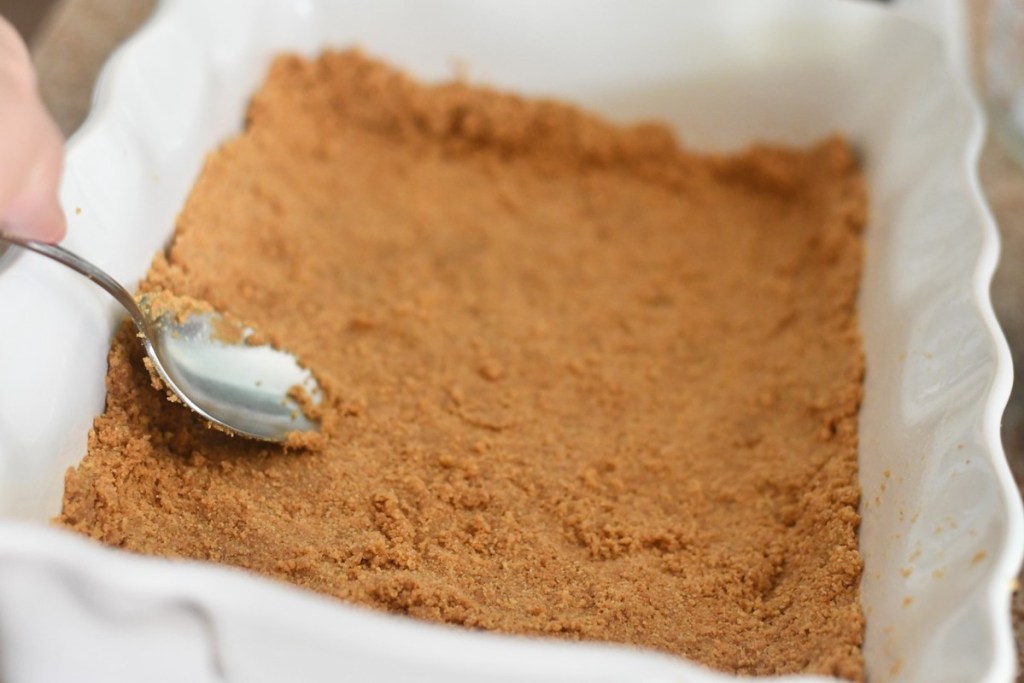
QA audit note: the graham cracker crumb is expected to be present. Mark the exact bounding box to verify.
[59,50,866,679]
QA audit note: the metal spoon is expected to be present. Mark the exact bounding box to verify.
[0,233,321,442]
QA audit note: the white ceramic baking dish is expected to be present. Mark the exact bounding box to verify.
[0,0,1019,681]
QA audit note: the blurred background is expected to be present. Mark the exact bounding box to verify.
[1,0,155,133]
[4,0,55,40]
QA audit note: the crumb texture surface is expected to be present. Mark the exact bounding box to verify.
[59,51,866,679]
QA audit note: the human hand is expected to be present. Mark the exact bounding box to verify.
[0,15,65,243]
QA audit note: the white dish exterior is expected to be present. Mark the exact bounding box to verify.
[0,0,1019,681]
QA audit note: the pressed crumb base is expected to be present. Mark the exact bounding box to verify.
[59,51,866,679]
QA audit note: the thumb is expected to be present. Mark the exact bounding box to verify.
[2,125,66,243]
[0,15,66,243]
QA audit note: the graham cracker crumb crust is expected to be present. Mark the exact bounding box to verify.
[59,50,867,679]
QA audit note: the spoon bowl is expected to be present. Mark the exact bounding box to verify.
[0,233,321,442]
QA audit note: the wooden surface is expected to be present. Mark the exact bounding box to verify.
[31,0,155,134]
[29,0,1024,677]
[4,0,61,43]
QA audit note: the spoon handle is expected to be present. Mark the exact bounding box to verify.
[0,232,149,333]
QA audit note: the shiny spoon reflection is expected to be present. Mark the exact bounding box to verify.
[1,233,321,442]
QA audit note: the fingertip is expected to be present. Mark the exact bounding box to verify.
[45,203,68,243]
[3,201,66,243]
